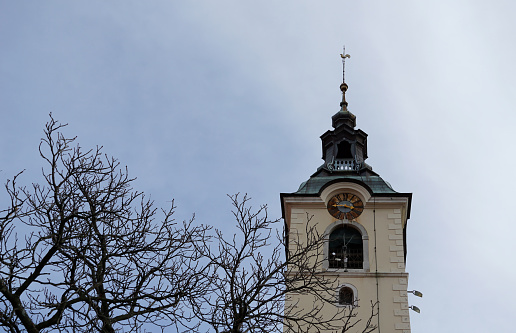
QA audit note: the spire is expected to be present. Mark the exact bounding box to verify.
[332,48,356,129]
[340,82,349,109]
[340,50,350,110]
[319,49,368,173]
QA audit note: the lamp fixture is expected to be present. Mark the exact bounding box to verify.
[409,305,420,314]
[408,290,423,297]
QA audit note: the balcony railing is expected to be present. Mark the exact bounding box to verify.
[327,158,359,171]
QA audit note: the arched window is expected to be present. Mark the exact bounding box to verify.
[329,225,363,269]
[336,141,353,159]
[335,283,358,307]
[339,287,354,305]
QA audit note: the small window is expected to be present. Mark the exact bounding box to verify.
[339,287,354,305]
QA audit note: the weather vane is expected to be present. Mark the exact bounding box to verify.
[340,46,350,84]
[340,46,351,108]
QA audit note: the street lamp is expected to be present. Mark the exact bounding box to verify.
[409,305,420,314]
[407,290,423,297]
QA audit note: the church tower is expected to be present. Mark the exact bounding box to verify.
[280,56,414,333]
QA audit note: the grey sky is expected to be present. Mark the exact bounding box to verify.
[1,1,515,332]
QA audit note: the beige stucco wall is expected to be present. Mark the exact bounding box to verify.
[283,183,412,333]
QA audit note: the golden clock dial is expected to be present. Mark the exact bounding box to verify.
[327,193,364,220]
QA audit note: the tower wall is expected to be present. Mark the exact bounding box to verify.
[282,183,412,333]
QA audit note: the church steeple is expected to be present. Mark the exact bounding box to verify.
[320,56,369,173]
[280,53,416,333]
[290,51,397,196]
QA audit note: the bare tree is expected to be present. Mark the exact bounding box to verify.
[0,117,377,333]
[191,194,378,333]
[0,117,209,332]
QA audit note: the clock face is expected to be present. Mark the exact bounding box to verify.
[327,193,364,220]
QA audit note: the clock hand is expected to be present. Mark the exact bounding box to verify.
[332,204,355,209]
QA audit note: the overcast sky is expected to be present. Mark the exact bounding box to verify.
[1,1,515,332]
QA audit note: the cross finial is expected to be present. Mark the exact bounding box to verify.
[340,47,350,109]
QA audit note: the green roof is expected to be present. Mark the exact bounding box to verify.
[292,166,398,196]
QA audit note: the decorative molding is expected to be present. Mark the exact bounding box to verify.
[320,182,371,205]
